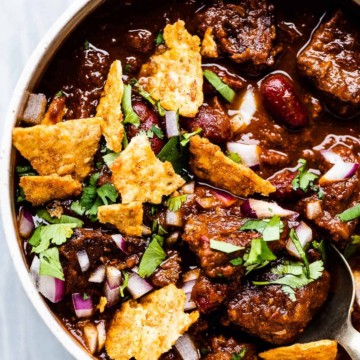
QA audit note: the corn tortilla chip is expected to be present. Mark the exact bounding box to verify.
[41,95,67,125]
[201,27,219,58]
[106,284,199,360]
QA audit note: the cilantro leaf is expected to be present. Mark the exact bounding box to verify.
[80,173,100,210]
[210,240,244,254]
[39,247,64,280]
[16,186,26,203]
[226,151,241,164]
[70,201,85,216]
[240,219,268,233]
[338,204,360,222]
[344,235,360,259]
[103,151,120,167]
[155,31,164,45]
[180,128,203,147]
[243,238,276,274]
[28,226,42,247]
[122,130,129,149]
[292,159,318,192]
[86,197,103,222]
[96,183,118,205]
[289,229,310,277]
[312,239,327,261]
[230,257,243,266]
[231,348,247,360]
[120,272,129,297]
[55,90,63,98]
[167,195,187,212]
[122,84,140,126]
[16,164,36,177]
[150,125,164,139]
[36,209,83,228]
[241,216,283,241]
[156,101,166,116]
[138,237,166,278]
[203,70,236,103]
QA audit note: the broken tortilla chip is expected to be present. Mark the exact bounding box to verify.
[96,60,124,152]
[201,27,219,58]
[105,284,199,360]
[189,135,275,197]
[139,20,203,118]
[111,135,185,204]
[98,202,143,236]
[259,340,337,360]
[20,175,82,206]
[12,118,103,181]
[41,95,67,125]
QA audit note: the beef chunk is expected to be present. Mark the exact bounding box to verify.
[183,213,287,278]
[150,250,182,287]
[197,0,279,72]
[227,263,330,345]
[125,29,154,53]
[186,103,232,144]
[203,335,258,360]
[191,275,228,313]
[297,11,360,116]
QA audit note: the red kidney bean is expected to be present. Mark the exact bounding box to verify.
[260,74,309,129]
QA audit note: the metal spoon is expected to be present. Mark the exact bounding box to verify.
[297,244,360,359]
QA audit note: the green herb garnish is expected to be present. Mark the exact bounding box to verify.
[96,183,118,205]
[210,240,244,254]
[103,151,120,167]
[338,204,360,222]
[226,151,241,164]
[292,159,319,192]
[241,216,283,242]
[138,237,166,277]
[84,40,90,50]
[39,247,64,280]
[289,228,310,277]
[203,70,236,103]
[151,125,165,139]
[344,235,360,259]
[155,31,164,45]
[231,348,247,360]
[120,272,129,297]
[166,195,187,212]
[229,257,243,266]
[36,209,83,228]
[16,164,36,177]
[180,128,203,147]
[122,84,140,126]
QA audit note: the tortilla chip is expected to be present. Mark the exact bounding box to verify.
[96,60,124,152]
[41,95,67,125]
[111,135,185,204]
[13,118,103,181]
[98,202,143,236]
[20,175,82,206]
[259,340,337,360]
[201,27,219,58]
[139,20,203,118]
[189,136,275,197]
[106,284,199,360]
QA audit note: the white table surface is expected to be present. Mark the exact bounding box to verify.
[0,1,74,359]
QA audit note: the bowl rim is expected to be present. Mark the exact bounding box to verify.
[0,1,105,359]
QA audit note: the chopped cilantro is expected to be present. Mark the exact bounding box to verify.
[16,186,26,203]
[231,348,247,360]
[292,159,319,192]
[289,229,310,277]
[155,31,164,45]
[180,128,203,147]
[122,84,140,126]
[28,226,42,247]
[124,64,132,74]
[55,90,63,98]
[86,197,103,222]
[230,257,243,266]
[36,209,83,228]
[16,164,36,177]
[131,78,156,105]
[167,195,187,212]
[83,293,89,300]
[344,235,360,259]
[226,151,241,164]
[151,125,164,139]
[79,173,100,210]
[120,272,129,297]
[103,151,120,167]
[156,101,166,116]
[122,130,129,149]
[138,237,166,277]
[150,205,158,215]
[338,204,360,222]
[240,216,283,242]
[312,239,327,261]
[96,183,118,205]
[70,201,85,216]
[203,70,236,103]
[210,240,244,253]
[39,247,64,280]
[84,40,90,50]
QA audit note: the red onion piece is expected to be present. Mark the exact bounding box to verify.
[96,321,106,353]
[30,256,40,287]
[182,279,196,294]
[106,266,122,289]
[18,206,35,239]
[241,199,298,219]
[319,162,359,185]
[175,334,200,360]
[226,142,260,169]
[104,281,120,307]
[127,273,153,299]
[286,221,313,259]
[83,322,98,354]
[89,265,106,283]
[306,201,323,220]
[77,250,90,273]
[181,181,195,195]
[111,234,128,254]
[72,293,93,318]
[320,149,342,164]
[184,292,197,311]
[165,110,179,138]
[210,189,236,207]
[165,209,183,227]
[38,275,65,303]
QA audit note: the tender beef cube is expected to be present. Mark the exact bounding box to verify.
[297,11,360,116]
[191,275,228,313]
[183,213,287,278]
[197,0,279,71]
[127,101,165,154]
[186,103,232,144]
[203,335,258,360]
[150,250,182,287]
[125,29,154,53]
[227,264,330,345]
[59,229,146,294]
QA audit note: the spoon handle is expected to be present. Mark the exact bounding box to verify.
[337,321,360,360]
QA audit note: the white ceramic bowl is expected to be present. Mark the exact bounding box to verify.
[0,1,105,358]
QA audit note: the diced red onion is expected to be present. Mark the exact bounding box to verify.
[96,321,106,353]
[89,265,106,283]
[181,181,195,195]
[38,275,65,303]
[165,110,179,138]
[72,293,93,318]
[30,256,40,287]
[127,273,153,299]
[226,142,260,169]
[18,206,35,239]
[306,201,323,220]
[183,268,200,283]
[106,266,122,289]
[184,293,197,311]
[320,149,343,164]
[241,199,298,219]
[182,279,196,294]
[175,334,200,360]
[83,322,98,354]
[142,225,152,236]
[111,234,128,254]
[104,281,120,307]
[210,189,236,207]
[286,221,313,259]
[77,250,90,273]
[319,162,359,185]
[165,209,183,227]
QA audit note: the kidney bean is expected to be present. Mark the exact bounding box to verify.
[260,74,309,129]
[126,101,165,154]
